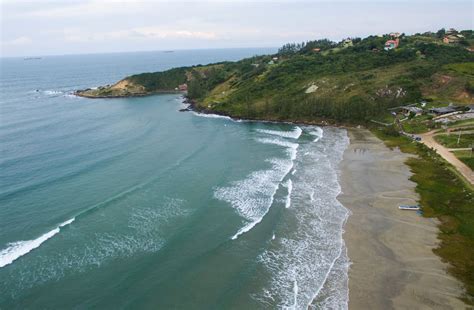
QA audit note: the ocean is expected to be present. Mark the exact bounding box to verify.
[0,48,350,309]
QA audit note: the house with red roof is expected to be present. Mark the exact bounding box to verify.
[384,38,399,51]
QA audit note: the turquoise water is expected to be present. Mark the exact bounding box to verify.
[0,49,350,309]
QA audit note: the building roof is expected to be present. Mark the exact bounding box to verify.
[429,106,457,114]
[385,39,399,46]
[404,107,423,113]
[444,35,461,41]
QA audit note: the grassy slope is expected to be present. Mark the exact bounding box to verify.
[452,150,474,170]
[435,133,474,148]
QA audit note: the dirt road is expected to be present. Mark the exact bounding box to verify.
[419,130,474,185]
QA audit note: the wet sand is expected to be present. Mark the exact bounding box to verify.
[340,129,466,309]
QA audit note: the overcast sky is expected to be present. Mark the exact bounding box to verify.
[1,0,473,57]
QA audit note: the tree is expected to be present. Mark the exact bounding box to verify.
[436,28,446,38]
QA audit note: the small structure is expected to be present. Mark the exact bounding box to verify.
[178,83,188,91]
[429,106,458,115]
[312,48,321,52]
[389,32,401,38]
[342,38,353,48]
[384,38,399,50]
[272,57,279,61]
[443,35,461,44]
[466,104,474,112]
[402,106,423,116]
[268,60,275,65]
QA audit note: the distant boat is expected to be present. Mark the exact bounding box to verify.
[399,205,421,211]
[24,57,42,60]
[163,50,174,53]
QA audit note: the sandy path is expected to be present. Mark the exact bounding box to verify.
[340,129,466,309]
[419,130,473,185]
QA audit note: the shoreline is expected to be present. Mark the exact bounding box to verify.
[74,89,186,99]
[339,128,465,309]
[183,97,354,128]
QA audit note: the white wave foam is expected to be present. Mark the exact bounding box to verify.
[257,126,302,139]
[272,233,276,240]
[308,127,324,142]
[255,127,351,309]
[216,135,300,240]
[192,112,233,121]
[63,92,78,98]
[256,138,299,150]
[215,156,296,240]
[0,218,75,268]
[292,280,299,310]
[43,90,63,96]
[284,179,293,209]
[309,242,350,309]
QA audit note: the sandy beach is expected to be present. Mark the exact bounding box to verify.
[340,129,466,309]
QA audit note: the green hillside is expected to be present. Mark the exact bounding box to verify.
[77,29,474,124]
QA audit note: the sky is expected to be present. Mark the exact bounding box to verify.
[1,0,473,57]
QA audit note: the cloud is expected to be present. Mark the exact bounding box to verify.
[2,36,33,46]
[60,27,218,43]
[17,0,145,18]
[132,27,218,39]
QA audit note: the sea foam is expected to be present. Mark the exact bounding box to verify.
[215,134,299,240]
[284,179,293,209]
[0,218,75,268]
[255,127,350,309]
[257,126,302,139]
[308,127,324,142]
[192,112,233,121]
[215,157,294,240]
[43,90,63,96]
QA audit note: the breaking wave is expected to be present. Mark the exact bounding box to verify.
[0,218,75,268]
[254,127,350,309]
[308,127,323,142]
[257,126,302,139]
[215,156,295,240]
[215,130,300,240]
[192,112,233,121]
[284,179,293,209]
